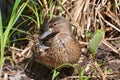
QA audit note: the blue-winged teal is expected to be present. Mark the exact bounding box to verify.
[36,16,81,68]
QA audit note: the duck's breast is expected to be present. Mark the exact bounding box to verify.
[49,33,81,64]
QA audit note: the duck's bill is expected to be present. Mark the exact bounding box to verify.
[39,41,50,49]
[39,28,53,39]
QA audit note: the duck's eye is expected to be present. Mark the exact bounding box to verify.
[49,22,58,28]
[53,23,57,26]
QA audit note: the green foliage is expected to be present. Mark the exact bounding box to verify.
[0,0,29,70]
[49,0,53,18]
[86,32,93,38]
[52,70,60,80]
[0,10,5,70]
[55,63,75,70]
[26,0,57,26]
[89,29,104,54]
[52,63,75,80]
[79,68,90,80]
[104,68,112,74]
[25,0,43,29]
[25,0,63,28]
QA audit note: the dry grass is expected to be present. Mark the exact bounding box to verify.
[1,0,120,80]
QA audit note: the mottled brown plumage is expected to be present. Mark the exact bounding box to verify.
[35,16,81,68]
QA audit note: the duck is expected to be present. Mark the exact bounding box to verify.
[35,16,81,68]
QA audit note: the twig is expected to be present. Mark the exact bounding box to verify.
[94,62,106,80]
[102,39,119,54]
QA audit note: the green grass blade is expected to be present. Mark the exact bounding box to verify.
[27,1,40,28]
[4,0,29,47]
[52,70,60,80]
[0,0,29,70]
[49,0,53,18]
[22,15,37,25]
[0,10,5,70]
[54,63,75,70]
[13,0,29,27]
[51,63,75,80]
[9,18,30,37]
[0,10,3,43]
[11,0,21,16]
[89,29,104,54]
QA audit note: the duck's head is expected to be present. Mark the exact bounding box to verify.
[39,16,72,39]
